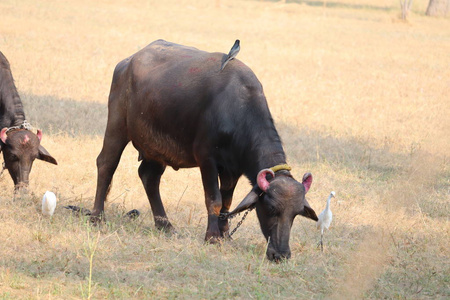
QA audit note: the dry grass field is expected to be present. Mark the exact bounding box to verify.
[0,0,449,298]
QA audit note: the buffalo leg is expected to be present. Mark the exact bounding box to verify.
[198,158,222,243]
[218,177,238,238]
[92,98,129,222]
[138,160,174,231]
[92,134,128,222]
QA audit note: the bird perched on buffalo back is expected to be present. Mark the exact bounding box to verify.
[220,39,240,71]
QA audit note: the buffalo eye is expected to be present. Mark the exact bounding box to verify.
[262,198,279,217]
[9,154,19,161]
[268,207,278,217]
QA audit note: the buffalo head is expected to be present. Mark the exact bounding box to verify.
[0,128,57,192]
[228,169,317,262]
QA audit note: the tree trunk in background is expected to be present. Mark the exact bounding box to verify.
[400,0,413,20]
[426,0,450,16]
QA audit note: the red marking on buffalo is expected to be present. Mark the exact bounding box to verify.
[189,67,201,74]
[172,82,183,89]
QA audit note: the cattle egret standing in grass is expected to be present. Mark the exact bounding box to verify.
[42,191,57,217]
[317,191,335,252]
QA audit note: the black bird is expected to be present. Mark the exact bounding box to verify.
[125,209,140,220]
[64,205,140,220]
[220,39,240,71]
[64,205,92,216]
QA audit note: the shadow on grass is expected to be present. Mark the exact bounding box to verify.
[15,93,450,220]
[262,0,396,12]
[278,123,407,178]
[21,93,107,137]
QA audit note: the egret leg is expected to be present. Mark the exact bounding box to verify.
[320,233,324,252]
[317,230,324,251]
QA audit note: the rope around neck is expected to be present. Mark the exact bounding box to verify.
[270,164,292,173]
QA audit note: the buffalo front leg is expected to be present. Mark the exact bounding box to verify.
[138,160,174,232]
[218,178,238,239]
[92,135,128,223]
[198,158,222,243]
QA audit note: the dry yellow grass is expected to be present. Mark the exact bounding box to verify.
[0,0,449,299]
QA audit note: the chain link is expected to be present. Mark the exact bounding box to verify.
[228,206,255,237]
[5,120,33,134]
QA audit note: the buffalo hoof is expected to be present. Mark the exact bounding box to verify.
[204,232,223,244]
[158,226,177,238]
[89,214,104,225]
[155,219,176,235]
[205,237,221,244]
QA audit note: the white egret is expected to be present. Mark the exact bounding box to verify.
[42,191,57,217]
[316,191,335,251]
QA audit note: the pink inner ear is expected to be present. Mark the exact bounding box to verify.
[302,173,312,193]
[0,128,8,143]
[37,129,42,141]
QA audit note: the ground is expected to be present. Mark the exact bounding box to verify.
[0,0,448,298]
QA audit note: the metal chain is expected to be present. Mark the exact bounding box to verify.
[5,120,33,134]
[228,206,255,237]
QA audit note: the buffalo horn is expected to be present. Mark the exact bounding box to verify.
[257,168,275,192]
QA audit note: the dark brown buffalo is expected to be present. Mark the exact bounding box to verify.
[0,51,57,192]
[92,40,318,261]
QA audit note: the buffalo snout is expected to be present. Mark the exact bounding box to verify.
[266,245,291,262]
[13,183,29,198]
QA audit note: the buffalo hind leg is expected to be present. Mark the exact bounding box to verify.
[138,160,174,232]
[92,134,128,223]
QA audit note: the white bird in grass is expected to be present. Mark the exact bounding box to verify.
[316,191,335,252]
[42,191,57,217]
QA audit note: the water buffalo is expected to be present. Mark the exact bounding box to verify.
[92,40,318,261]
[0,51,57,192]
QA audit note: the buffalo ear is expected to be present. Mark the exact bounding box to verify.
[227,186,259,217]
[1,128,8,144]
[302,173,312,193]
[299,199,318,221]
[38,145,58,165]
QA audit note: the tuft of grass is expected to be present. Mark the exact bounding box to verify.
[80,223,101,300]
